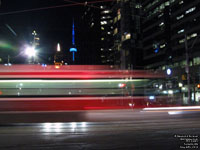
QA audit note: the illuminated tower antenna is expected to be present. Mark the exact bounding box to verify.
[69,20,77,62]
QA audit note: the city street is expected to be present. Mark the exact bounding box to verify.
[0,109,199,150]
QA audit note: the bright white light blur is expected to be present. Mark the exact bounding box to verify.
[4,63,12,66]
[43,123,63,133]
[81,122,87,128]
[163,90,168,94]
[166,68,172,75]
[25,46,36,57]
[44,123,52,129]
[54,123,62,133]
[71,122,77,129]
[57,43,61,52]
[118,83,126,88]
[143,106,200,111]
[159,84,163,90]
[168,90,173,94]
[43,123,52,132]
[178,83,183,87]
[168,111,183,115]
[54,123,62,129]
[149,96,155,100]
[182,87,186,91]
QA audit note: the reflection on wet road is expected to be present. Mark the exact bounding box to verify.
[0,109,200,150]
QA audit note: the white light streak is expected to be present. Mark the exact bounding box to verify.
[71,122,77,129]
[143,106,200,111]
[168,111,183,115]
[81,122,87,128]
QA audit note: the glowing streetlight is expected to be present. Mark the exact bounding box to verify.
[25,46,36,57]
[166,68,172,75]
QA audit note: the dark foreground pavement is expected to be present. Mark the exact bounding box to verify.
[0,109,199,150]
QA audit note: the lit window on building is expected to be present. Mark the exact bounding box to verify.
[109,49,112,51]
[100,21,107,25]
[179,38,185,44]
[177,29,184,34]
[125,33,131,40]
[101,16,111,20]
[165,1,170,6]
[180,60,186,67]
[121,35,125,41]
[170,0,175,3]
[185,7,196,14]
[179,1,184,4]
[159,22,164,27]
[160,44,166,48]
[146,0,159,10]
[176,14,184,20]
[101,48,104,51]
[135,4,142,8]
[114,28,118,35]
[101,10,111,14]
[107,32,111,35]
[90,22,94,27]
[193,57,200,65]
[185,33,198,40]
[158,13,164,18]
[114,17,117,24]
[117,9,121,20]
[101,38,104,41]
[101,27,104,30]
[101,55,105,58]
[190,33,197,38]
[117,14,121,21]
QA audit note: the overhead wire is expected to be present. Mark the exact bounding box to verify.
[0,0,115,16]
[64,0,100,9]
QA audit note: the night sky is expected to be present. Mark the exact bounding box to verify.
[0,0,91,64]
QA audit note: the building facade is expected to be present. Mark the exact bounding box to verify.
[142,0,200,104]
[111,0,142,69]
[82,0,143,69]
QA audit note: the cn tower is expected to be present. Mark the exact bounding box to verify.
[69,20,77,62]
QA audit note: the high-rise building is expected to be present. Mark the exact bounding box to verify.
[142,0,200,104]
[82,0,143,69]
[142,0,200,70]
[111,0,143,69]
[99,3,114,65]
[81,4,101,65]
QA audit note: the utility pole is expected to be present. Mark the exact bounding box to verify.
[184,34,191,105]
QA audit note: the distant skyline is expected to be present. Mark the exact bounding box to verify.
[0,0,112,64]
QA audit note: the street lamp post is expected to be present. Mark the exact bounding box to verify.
[185,34,200,105]
[184,34,191,105]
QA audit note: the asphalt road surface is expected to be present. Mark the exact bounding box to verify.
[0,109,199,150]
